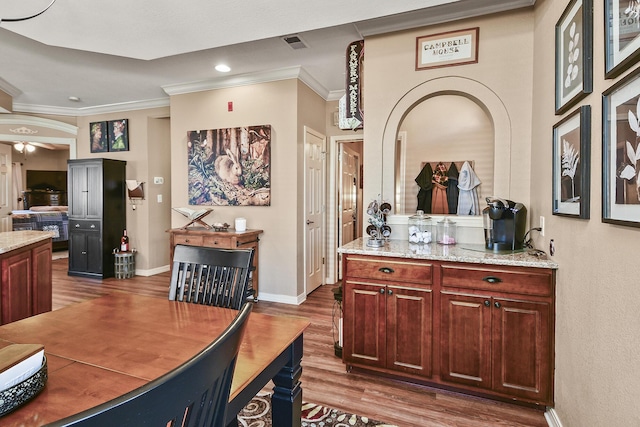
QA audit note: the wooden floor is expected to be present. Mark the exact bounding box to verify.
[51,258,548,427]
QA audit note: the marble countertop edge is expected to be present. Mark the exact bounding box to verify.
[0,231,54,255]
[338,239,558,270]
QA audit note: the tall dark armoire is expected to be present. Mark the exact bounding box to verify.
[67,158,126,278]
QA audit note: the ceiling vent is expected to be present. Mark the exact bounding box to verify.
[283,35,308,50]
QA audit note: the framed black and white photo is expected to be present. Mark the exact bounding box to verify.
[552,106,591,218]
[603,67,640,226]
[555,0,593,115]
[605,0,640,79]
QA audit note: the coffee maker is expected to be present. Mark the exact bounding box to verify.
[483,197,527,251]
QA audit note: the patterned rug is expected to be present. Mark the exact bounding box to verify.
[237,394,398,427]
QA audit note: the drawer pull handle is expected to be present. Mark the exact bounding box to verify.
[378,267,394,274]
[484,300,490,307]
[90,224,96,229]
[75,224,80,228]
[482,276,502,284]
[387,289,393,295]
[494,301,502,309]
[379,288,385,294]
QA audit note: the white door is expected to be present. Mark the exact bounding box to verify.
[304,127,325,295]
[339,145,359,246]
[0,144,12,232]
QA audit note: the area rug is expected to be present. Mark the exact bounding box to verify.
[237,394,398,427]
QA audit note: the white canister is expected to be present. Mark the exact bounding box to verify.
[235,217,247,232]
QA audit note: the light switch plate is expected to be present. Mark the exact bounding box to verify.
[153,177,164,184]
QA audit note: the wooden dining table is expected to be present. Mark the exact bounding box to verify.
[0,292,310,427]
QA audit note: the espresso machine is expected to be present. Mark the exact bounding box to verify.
[483,197,527,252]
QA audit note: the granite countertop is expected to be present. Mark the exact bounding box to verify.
[338,238,558,269]
[0,231,54,255]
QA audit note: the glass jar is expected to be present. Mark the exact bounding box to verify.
[408,210,432,244]
[436,217,457,245]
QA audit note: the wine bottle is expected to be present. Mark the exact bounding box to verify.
[120,230,129,252]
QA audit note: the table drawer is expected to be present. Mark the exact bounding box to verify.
[345,256,432,285]
[202,236,232,248]
[441,264,553,297]
[173,234,204,246]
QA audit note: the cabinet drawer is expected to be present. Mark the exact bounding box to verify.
[173,234,204,246]
[441,264,553,297]
[202,236,232,248]
[69,220,101,232]
[345,256,432,285]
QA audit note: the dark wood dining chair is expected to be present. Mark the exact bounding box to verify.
[169,244,254,309]
[46,302,252,427]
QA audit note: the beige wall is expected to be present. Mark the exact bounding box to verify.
[531,1,640,425]
[364,9,535,228]
[170,79,323,301]
[76,106,171,273]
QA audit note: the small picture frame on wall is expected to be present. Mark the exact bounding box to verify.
[415,27,479,71]
[552,105,591,218]
[108,119,129,152]
[605,0,640,79]
[555,0,593,115]
[90,121,108,153]
[603,67,640,227]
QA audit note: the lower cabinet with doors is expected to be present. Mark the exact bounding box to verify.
[342,251,556,407]
[343,255,433,379]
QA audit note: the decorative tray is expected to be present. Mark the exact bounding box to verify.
[212,223,230,232]
[0,356,48,417]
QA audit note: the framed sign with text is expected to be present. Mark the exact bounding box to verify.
[416,27,479,71]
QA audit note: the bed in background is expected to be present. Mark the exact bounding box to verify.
[11,206,69,251]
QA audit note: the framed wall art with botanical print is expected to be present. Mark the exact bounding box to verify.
[555,0,593,115]
[552,105,591,218]
[602,67,640,227]
[605,0,640,79]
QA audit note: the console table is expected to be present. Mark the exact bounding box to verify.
[168,228,263,299]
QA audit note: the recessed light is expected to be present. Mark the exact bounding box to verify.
[215,64,231,73]
[68,96,81,102]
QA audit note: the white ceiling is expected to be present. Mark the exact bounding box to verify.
[0,0,534,116]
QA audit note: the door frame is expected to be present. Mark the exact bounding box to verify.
[327,135,363,284]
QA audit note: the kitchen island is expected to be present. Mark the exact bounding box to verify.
[338,238,557,408]
[0,231,53,324]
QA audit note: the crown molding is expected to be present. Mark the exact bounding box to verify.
[0,114,78,135]
[163,66,333,100]
[355,0,535,37]
[12,98,170,117]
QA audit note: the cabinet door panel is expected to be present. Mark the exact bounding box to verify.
[387,286,432,377]
[68,164,87,218]
[440,292,491,389]
[1,251,32,323]
[69,232,88,272]
[492,298,551,402]
[85,163,103,219]
[343,281,385,368]
[32,243,52,315]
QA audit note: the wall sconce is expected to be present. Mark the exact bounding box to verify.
[126,180,144,210]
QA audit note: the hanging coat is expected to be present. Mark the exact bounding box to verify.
[414,163,433,213]
[447,162,459,214]
[457,161,481,215]
[431,162,449,214]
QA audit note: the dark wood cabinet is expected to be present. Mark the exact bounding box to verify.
[67,159,126,278]
[0,238,52,324]
[343,253,555,407]
[343,256,433,378]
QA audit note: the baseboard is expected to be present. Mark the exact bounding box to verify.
[135,265,170,277]
[257,292,305,305]
[545,408,563,427]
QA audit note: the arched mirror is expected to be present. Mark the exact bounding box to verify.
[394,94,494,215]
